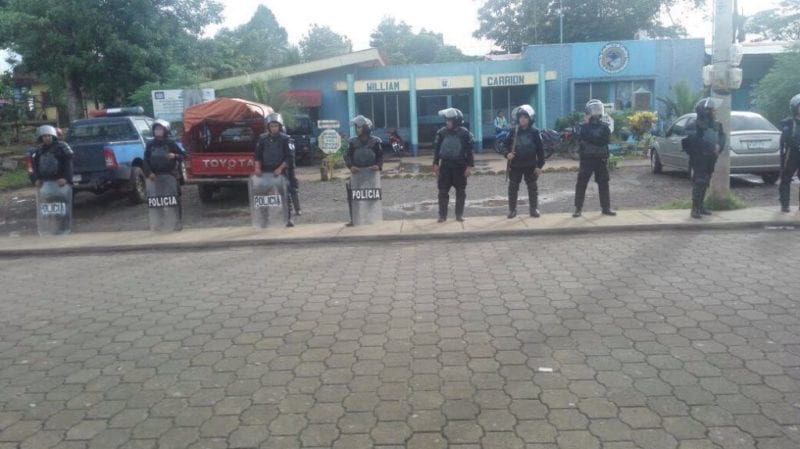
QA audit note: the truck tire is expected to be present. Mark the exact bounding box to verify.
[198,184,214,203]
[129,166,147,204]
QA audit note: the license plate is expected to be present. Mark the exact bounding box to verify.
[72,175,82,183]
[745,140,771,150]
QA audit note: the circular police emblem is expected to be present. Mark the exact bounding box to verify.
[599,43,629,74]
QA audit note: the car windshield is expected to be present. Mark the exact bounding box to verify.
[731,114,778,132]
[286,117,313,135]
[69,121,138,143]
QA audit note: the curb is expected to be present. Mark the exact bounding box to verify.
[0,219,796,258]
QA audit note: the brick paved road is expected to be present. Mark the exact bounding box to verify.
[0,230,799,448]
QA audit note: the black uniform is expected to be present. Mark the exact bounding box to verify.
[683,118,725,214]
[345,135,383,223]
[143,138,183,178]
[254,132,295,220]
[32,141,74,184]
[433,127,475,220]
[574,120,613,213]
[779,117,800,210]
[287,145,301,215]
[503,126,545,215]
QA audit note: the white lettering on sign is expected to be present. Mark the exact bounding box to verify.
[486,75,526,86]
[253,195,283,208]
[366,81,401,92]
[351,188,382,201]
[201,158,254,170]
[39,202,67,216]
[147,196,179,208]
[319,129,342,155]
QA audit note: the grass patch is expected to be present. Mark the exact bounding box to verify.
[705,193,747,211]
[658,194,748,211]
[0,168,31,191]
[659,199,692,210]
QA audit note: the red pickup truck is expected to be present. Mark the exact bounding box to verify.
[182,98,273,202]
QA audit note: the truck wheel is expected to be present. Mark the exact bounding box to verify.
[128,166,147,204]
[198,184,214,203]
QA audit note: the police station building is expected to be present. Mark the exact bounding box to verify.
[202,38,705,154]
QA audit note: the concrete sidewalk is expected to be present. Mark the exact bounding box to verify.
[0,207,797,257]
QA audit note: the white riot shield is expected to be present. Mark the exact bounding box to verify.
[146,175,182,232]
[249,174,289,229]
[350,169,383,226]
[36,181,72,236]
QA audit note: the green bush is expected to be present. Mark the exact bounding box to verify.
[607,154,624,170]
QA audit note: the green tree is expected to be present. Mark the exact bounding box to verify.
[201,5,291,79]
[0,0,222,122]
[300,24,353,62]
[745,0,800,41]
[752,46,800,125]
[128,65,207,117]
[475,0,703,52]
[657,80,705,121]
[370,17,475,64]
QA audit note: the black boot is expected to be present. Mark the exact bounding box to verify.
[599,182,616,216]
[574,183,586,218]
[438,190,449,222]
[507,189,518,219]
[573,208,582,218]
[691,183,704,219]
[528,185,540,218]
[698,186,711,215]
[455,189,466,222]
[291,190,302,216]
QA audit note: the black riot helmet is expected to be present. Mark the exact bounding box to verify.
[350,115,373,135]
[439,108,464,127]
[790,94,800,117]
[265,112,284,132]
[694,97,722,121]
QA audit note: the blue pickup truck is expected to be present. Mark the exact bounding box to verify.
[28,108,183,204]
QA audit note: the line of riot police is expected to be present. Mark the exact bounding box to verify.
[27,93,800,235]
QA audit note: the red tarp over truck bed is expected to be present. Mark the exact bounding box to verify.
[182,98,273,143]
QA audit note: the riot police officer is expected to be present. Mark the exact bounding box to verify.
[779,94,800,213]
[143,120,183,183]
[573,100,616,217]
[682,98,725,219]
[31,125,73,188]
[433,108,474,222]
[344,115,383,226]
[504,105,545,218]
[254,112,295,227]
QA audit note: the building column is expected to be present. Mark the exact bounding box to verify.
[537,65,547,129]
[347,73,356,138]
[409,73,419,156]
[473,67,483,153]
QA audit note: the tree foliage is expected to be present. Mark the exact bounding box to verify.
[370,17,476,65]
[474,0,704,52]
[300,24,353,62]
[0,0,223,121]
[745,0,800,42]
[752,46,800,125]
[657,80,705,121]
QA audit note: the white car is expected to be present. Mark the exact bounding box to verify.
[650,111,782,184]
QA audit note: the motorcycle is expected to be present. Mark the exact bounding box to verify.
[493,128,511,154]
[388,129,406,156]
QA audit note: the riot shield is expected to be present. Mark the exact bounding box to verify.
[350,169,383,226]
[36,181,72,236]
[146,175,182,232]
[249,174,289,229]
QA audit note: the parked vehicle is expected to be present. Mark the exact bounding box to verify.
[286,114,316,166]
[388,129,406,156]
[649,111,782,184]
[25,107,183,204]
[182,98,273,203]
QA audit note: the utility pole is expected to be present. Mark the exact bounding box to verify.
[559,0,564,44]
[708,0,741,201]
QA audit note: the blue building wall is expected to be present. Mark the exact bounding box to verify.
[280,38,705,149]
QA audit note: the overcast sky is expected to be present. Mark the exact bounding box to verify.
[0,0,781,72]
